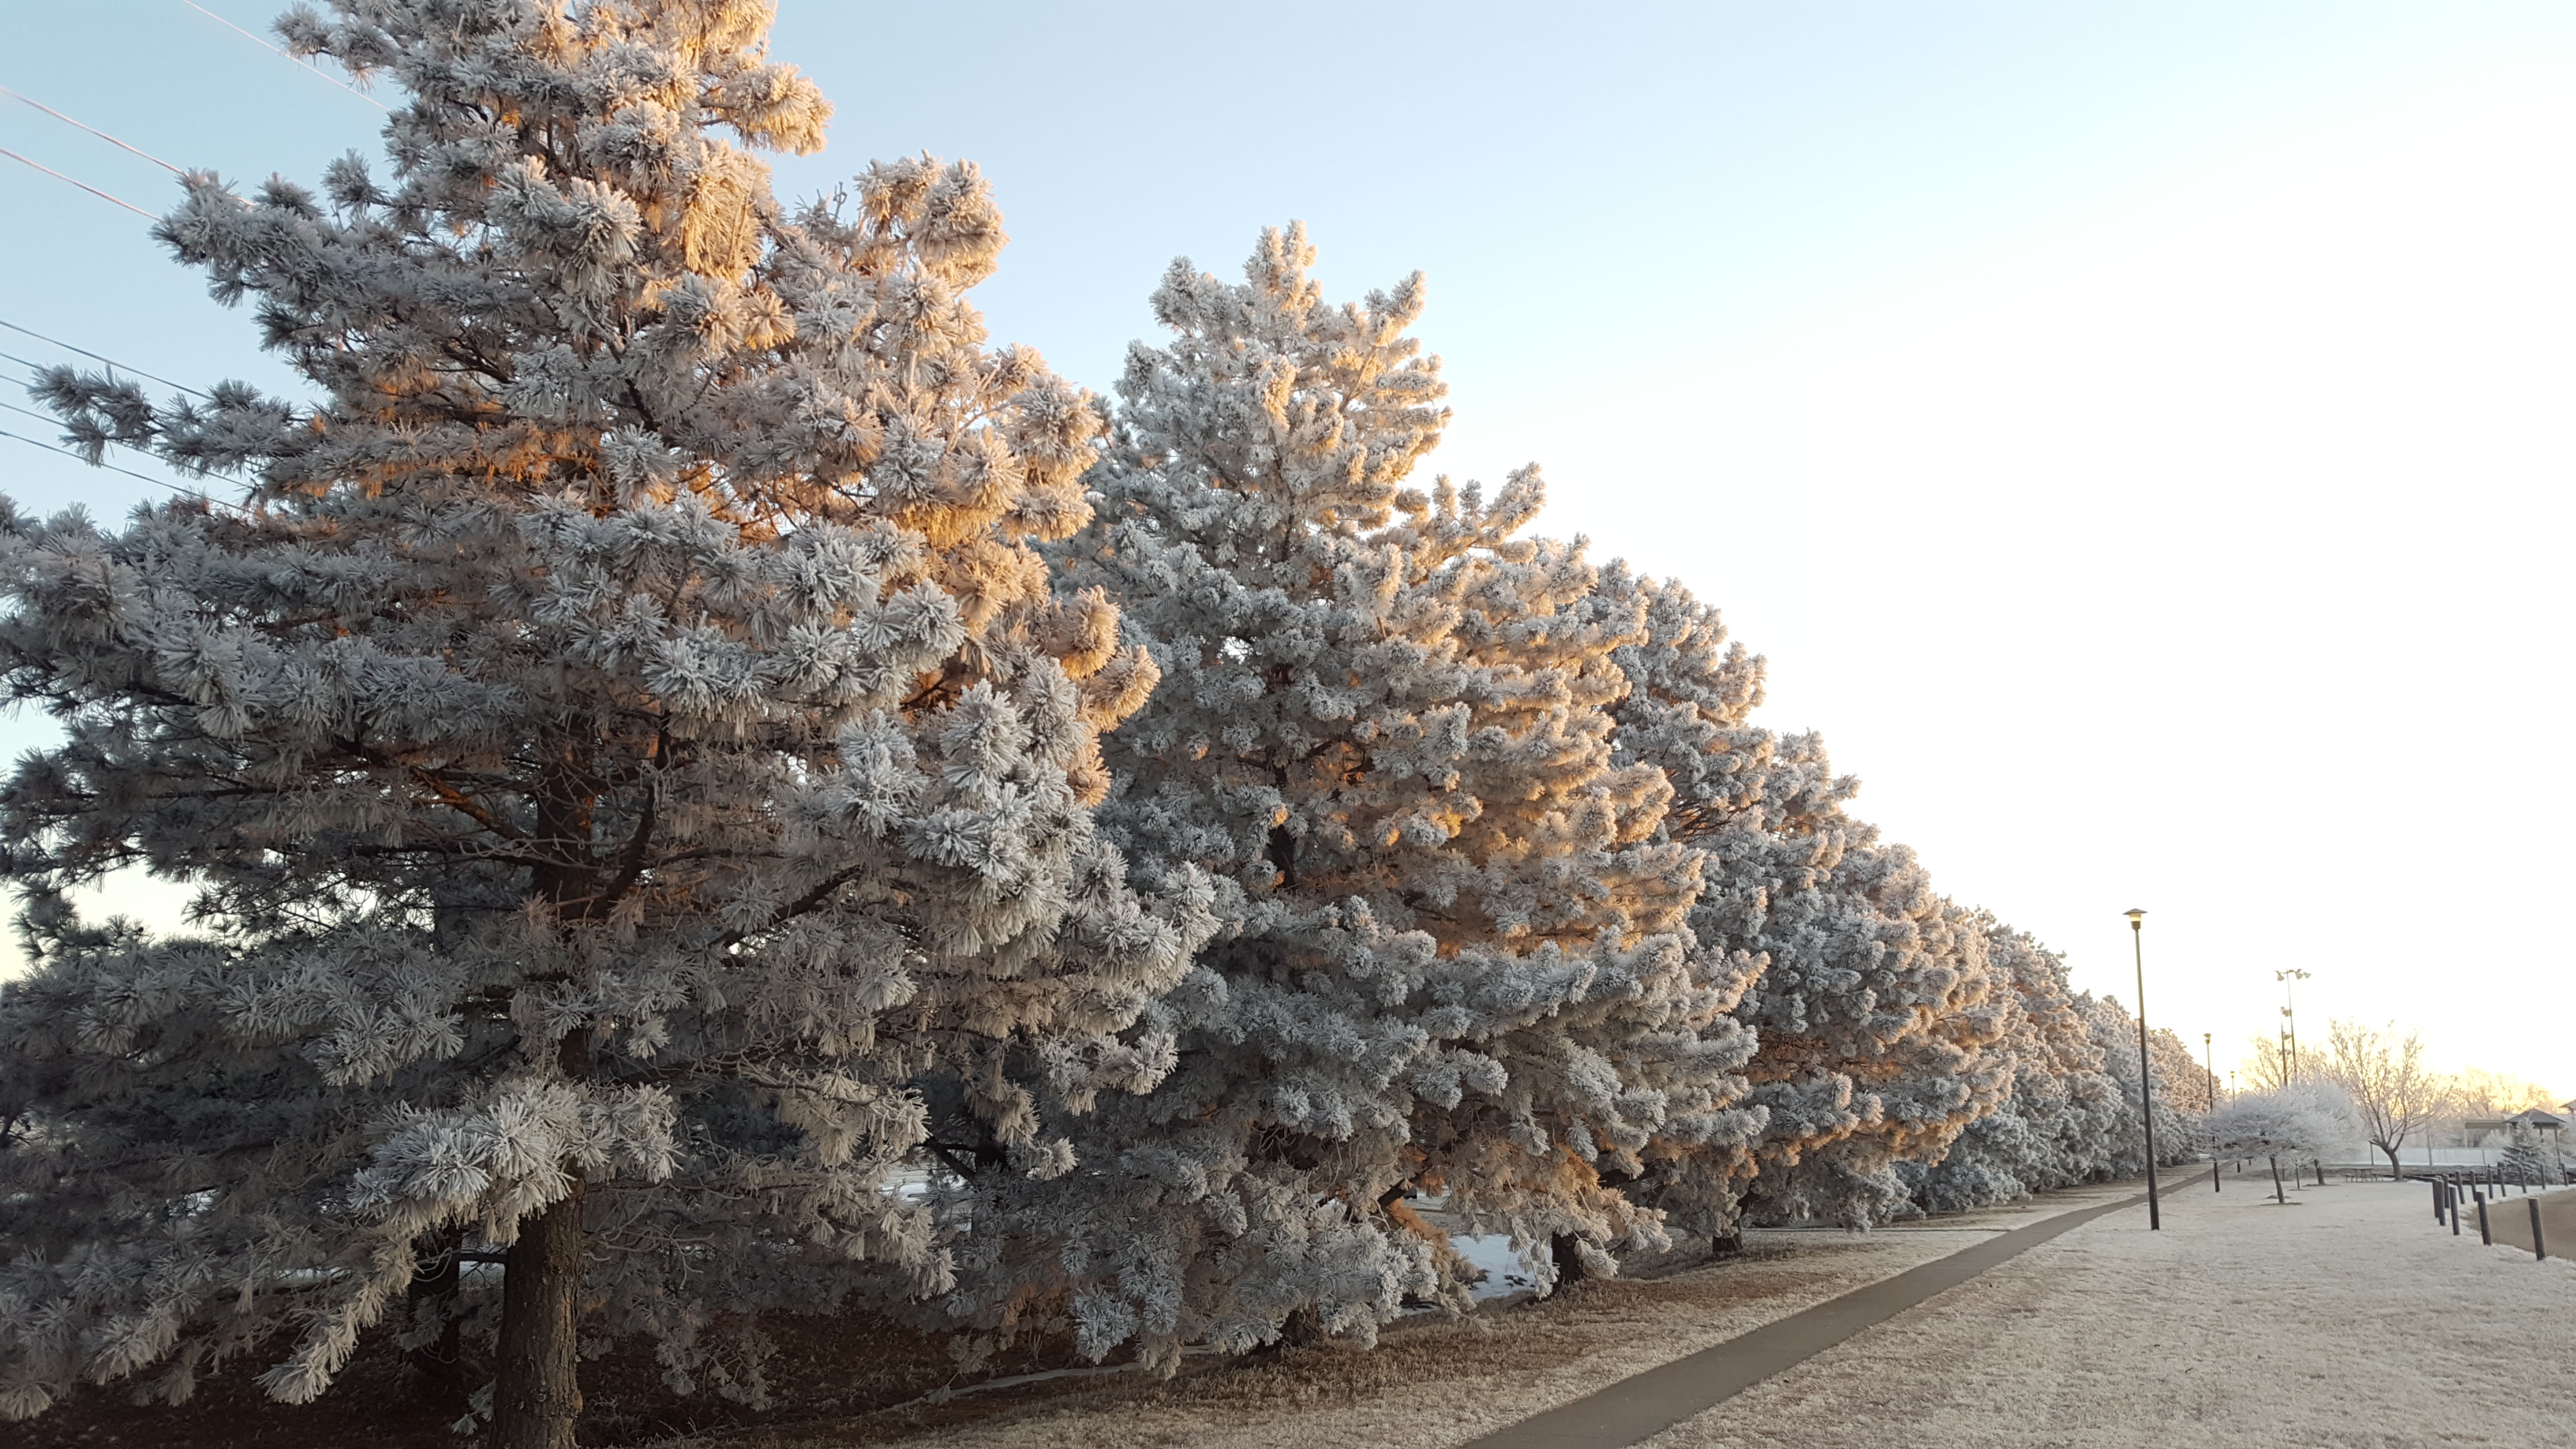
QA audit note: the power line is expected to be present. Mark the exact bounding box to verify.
[0,319,208,398]
[182,2,391,113]
[0,85,184,174]
[0,144,154,218]
[2,399,80,426]
[0,422,238,512]
[0,402,245,515]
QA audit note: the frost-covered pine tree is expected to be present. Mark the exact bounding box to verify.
[1601,571,2011,1229]
[1756,890,2012,1224]
[2079,994,2207,1174]
[970,227,1762,1368]
[1897,923,2131,1211]
[2499,1121,2552,1188]
[0,6,1208,1447]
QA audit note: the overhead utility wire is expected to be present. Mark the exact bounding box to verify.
[0,402,244,513]
[0,398,128,434]
[1,427,188,491]
[0,320,210,399]
[0,145,154,218]
[182,2,391,112]
[0,416,238,514]
[0,86,184,174]
[1,403,249,517]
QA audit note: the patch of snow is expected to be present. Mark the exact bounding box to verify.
[1448,1233,1541,1301]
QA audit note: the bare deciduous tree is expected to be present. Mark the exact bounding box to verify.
[2242,1035,2297,1092]
[2322,1019,2440,1179]
[2438,1067,2559,1118]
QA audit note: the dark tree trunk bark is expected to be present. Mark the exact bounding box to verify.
[490,1178,586,1449]
[1548,1233,1589,1287]
[406,1229,464,1398]
[1279,1305,1326,1348]
[492,767,606,1449]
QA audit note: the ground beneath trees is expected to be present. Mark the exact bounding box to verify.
[664,1180,2151,1449]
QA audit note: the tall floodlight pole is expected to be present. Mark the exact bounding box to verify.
[2128,908,2160,1230]
[2275,968,2312,1080]
[2203,1032,2215,1110]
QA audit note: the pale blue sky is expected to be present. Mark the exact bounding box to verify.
[3,2,2570,1091]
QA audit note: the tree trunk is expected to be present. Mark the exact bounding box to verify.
[490,1179,586,1449]
[406,1229,464,1398]
[1279,1305,1326,1348]
[1548,1233,1590,1288]
[2382,1144,2401,1181]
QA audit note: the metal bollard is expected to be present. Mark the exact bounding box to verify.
[2477,1196,2491,1245]
[2453,1185,2462,1235]
[2433,1178,2445,1222]
[2533,1197,2548,1262]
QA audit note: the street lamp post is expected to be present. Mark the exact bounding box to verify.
[2204,1027,2222,1194]
[2275,968,2312,1081]
[2128,908,2160,1230]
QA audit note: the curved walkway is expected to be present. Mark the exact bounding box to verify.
[1462,1191,2151,1449]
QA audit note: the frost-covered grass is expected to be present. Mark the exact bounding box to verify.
[1643,1176,2574,1448]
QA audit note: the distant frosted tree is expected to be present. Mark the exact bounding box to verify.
[2242,1035,2300,1092]
[2499,1122,2554,1188]
[2084,995,2208,1174]
[0,5,1208,1447]
[1601,571,2012,1229]
[2440,1067,2560,1118]
[980,227,1763,1369]
[2321,1018,2439,1180]
[2205,1084,2352,1167]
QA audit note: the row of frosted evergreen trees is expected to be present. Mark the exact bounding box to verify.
[0,4,2201,1445]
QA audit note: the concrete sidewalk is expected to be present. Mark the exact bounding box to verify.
[1458,1191,2152,1449]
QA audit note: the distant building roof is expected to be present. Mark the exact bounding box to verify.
[2505,1107,2565,1128]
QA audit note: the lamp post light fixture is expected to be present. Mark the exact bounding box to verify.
[2275,968,2312,1081]
[2127,908,2160,1231]
[2203,1032,2215,1110]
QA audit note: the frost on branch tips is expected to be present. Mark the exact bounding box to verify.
[0,0,1210,1428]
